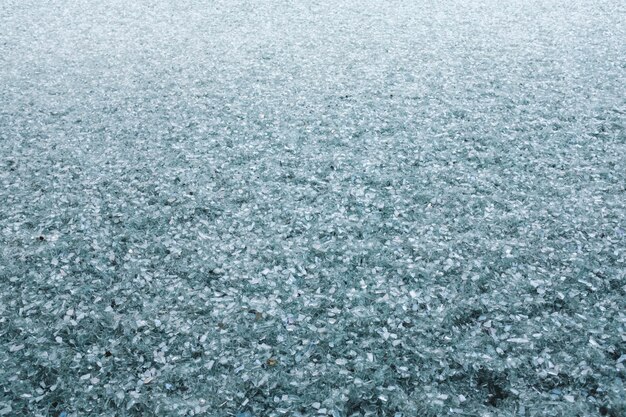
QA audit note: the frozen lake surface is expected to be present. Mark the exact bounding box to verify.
[1,0,625,415]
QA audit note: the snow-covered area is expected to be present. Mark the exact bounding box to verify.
[1,0,625,415]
